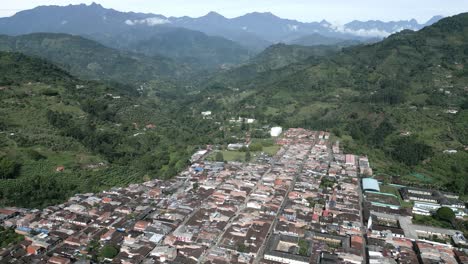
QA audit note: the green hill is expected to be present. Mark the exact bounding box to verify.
[0,33,193,84]
[207,43,341,87]
[0,51,220,208]
[198,13,468,195]
[119,27,251,69]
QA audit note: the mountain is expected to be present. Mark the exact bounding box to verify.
[287,33,372,46]
[342,16,443,37]
[0,51,74,85]
[0,51,223,208]
[0,3,251,69]
[170,12,444,47]
[199,13,468,195]
[0,3,444,54]
[208,43,343,87]
[0,33,192,83]
[91,27,251,69]
[169,11,272,51]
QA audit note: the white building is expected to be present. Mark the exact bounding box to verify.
[271,127,283,137]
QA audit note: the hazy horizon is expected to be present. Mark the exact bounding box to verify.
[0,0,467,24]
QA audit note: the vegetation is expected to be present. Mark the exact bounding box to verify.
[412,214,453,229]
[0,227,24,247]
[298,239,309,256]
[1,13,468,210]
[0,156,20,179]
[99,244,119,259]
[196,13,468,195]
[320,177,336,189]
[0,33,192,84]
[436,207,455,223]
[245,150,252,162]
[237,243,247,253]
[0,51,221,208]
[215,152,224,162]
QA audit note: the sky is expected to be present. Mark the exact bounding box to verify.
[1,0,467,23]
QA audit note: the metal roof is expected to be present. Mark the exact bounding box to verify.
[362,178,380,192]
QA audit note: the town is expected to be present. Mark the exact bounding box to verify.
[0,128,467,264]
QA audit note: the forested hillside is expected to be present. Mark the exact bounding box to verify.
[0,33,193,84]
[208,44,342,87]
[0,52,220,208]
[197,13,468,196]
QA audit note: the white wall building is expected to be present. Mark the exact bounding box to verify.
[271,127,283,137]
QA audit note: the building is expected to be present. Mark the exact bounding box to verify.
[264,234,311,264]
[227,143,249,150]
[271,127,283,137]
[362,178,380,193]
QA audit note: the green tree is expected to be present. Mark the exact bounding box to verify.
[0,156,20,179]
[298,239,309,256]
[99,244,119,259]
[245,150,251,162]
[237,243,247,252]
[249,142,263,152]
[390,137,433,166]
[436,207,455,222]
[215,152,224,162]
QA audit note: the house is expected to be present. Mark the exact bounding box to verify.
[173,226,194,242]
[48,256,71,264]
[150,246,177,262]
[26,245,42,255]
[134,220,150,232]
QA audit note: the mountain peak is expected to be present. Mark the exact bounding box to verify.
[425,15,444,25]
[244,12,278,18]
[90,2,103,8]
[204,11,225,18]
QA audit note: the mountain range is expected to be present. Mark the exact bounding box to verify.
[0,3,443,53]
[0,33,194,83]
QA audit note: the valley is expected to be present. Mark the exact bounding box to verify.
[0,2,467,264]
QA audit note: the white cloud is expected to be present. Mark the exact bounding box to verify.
[125,17,171,26]
[287,24,299,31]
[329,21,391,38]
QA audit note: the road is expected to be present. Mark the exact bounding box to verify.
[253,144,312,264]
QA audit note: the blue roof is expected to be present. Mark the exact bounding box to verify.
[362,178,380,192]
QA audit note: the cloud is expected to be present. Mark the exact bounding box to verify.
[328,22,391,38]
[125,17,170,26]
